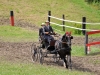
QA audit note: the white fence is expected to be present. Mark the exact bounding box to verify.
[47,11,100,32]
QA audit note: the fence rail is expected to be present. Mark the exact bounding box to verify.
[85,30,100,54]
[47,11,100,55]
[49,15,100,25]
[50,22,99,31]
[48,11,100,35]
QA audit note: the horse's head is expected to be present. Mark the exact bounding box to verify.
[62,31,73,47]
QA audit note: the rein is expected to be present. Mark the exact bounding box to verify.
[62,42,67,44]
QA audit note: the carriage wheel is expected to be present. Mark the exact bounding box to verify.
[67,55,72,69]
[39,48,44,64]
[53,53,60,63]
[31,43,38,62]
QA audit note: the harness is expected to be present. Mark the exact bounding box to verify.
[54,35,71,52]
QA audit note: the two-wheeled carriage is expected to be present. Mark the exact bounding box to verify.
[31,33,59,63]
[31,32,73,69]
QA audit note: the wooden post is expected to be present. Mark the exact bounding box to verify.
[10,11,14,26]
[48,11,51,25]
[85,32,88,55]
[62,14,65,31]
[82,17,86,35]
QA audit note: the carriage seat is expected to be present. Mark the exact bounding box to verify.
[47,40,56,51]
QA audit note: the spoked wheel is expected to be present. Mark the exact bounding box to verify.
[67,55,72,69]
[53,53,60,63]
[31,43,38,62]
[39,48,44,64]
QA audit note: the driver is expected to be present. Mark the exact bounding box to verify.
[43,21,54,45]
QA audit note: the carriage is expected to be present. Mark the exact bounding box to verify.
[31,32,73,69]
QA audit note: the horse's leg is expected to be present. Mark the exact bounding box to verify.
[67,51,72,69]
[63,57,68,68]
[69,52,72,69]
[53,53,57,62]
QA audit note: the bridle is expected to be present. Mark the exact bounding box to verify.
[62,34,71,48]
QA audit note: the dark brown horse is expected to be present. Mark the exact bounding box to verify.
[55,32,73,69]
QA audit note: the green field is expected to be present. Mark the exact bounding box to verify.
[0,25,99,75]
[0,25,38,42]
[0,61,94,75]
[0,0,100,75]
[0,0,100,26]
[72,45,100,56]
[0,0,100,35]
[0,25,99,56]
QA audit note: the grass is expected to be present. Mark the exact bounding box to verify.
[0,25,99,56]
[0,0,100,35]
[72,45,100,56]
[72,45,85,56]
[0,61,94,75]
[0,0,100,75]
[0,25,38,42]
[0,25,99,75]
[89,46,100,54]
[0,0,100,25]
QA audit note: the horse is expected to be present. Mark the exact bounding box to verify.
[55,32,73,69]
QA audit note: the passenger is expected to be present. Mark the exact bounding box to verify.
[39,23,45,42]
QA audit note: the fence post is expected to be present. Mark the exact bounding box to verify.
[48,11,51,25]
[10,11,14,26]
[85,32,88,55]
[62,14,65,31]
[82,17,86,35]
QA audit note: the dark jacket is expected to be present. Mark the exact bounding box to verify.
[43,25,53,35]
[39,28,44,36]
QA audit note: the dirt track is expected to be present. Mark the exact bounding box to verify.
[0,42,100,75]
[0,17,100,75]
